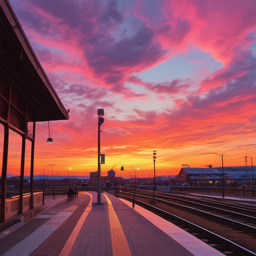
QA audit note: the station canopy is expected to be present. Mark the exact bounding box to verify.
[0,0,69,124]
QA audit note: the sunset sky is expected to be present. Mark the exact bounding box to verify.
[3,0,256,178]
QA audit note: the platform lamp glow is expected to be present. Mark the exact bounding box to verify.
[97,109,104,204]
[47,121,53,143]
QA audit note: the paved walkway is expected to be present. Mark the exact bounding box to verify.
[0,192,223,256]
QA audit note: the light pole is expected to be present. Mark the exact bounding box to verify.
[46,164,51,188]
[56,171,59,187]
[73,171,76,186]
[245,156,254,186]
[50,164,56,186]
[209,144,255,198]
[49,164,56,199]
[68,168,71,186]
[153,150,156,204]
[120,165,132,185]
[43,169,45,205]
[132,168,140,208]
[122,166,140,207]
[97,109,104,204]
[209,151,232,198]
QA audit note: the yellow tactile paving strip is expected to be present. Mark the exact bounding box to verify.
[59,192,92,256]
[104,193,132,256]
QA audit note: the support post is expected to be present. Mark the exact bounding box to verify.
[222,154,224,198]
[133,171,136,208]
[97,119,101,204]
[251,158,254,187]
[30,122,35,209]
[153,160,156,204]
[0,124,9,222]
[43,170,45,205]
[19,136,26,214]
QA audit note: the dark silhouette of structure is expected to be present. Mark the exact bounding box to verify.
[0,0,69,222]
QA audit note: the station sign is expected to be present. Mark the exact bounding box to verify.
[100,154,105,164]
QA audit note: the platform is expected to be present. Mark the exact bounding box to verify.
[0,192,223,256]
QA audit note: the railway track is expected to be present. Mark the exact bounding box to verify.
[149,189,256,213]
[116,190,256,256]
[120,190,256,231]
[121,189,256,227]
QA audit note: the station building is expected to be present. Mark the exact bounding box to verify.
[90,170,116,186]
[178,167,255,187]
[0,0,69,222]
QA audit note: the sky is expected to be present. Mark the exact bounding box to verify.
[2,0,256,178]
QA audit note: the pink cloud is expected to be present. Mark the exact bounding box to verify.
[128,76,192,95]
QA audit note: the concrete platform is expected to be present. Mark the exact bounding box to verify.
[0,192,224,256]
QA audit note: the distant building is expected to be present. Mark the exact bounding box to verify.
[90,170,116,186]
[178,167,255,187]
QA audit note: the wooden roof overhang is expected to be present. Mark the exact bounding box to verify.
[0,0,69,123]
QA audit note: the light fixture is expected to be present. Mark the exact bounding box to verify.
[47,121,53,143]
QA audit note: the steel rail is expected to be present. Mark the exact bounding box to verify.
[129,190,256,221]
[119,191,256,231]
[156,191,256,213]
[118,193,256,256]
[125,188,256,214]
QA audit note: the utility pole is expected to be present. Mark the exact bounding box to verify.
[246,156,254,186]
[97,109,104,204]
[153,150,156,204]
[221,154,224,198]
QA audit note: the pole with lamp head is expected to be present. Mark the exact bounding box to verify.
[153,150,156,204]
[133,168,140,207]
[68,168,71,186]
[97,109,104,204]
[43,168,45,205]
[245,156,254,187]
[121,165,140,207]
[209,144,256,198]
[49,164,56,199]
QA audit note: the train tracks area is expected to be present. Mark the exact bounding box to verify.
[116,188,256,256]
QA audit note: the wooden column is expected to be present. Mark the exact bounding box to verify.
[30,122,35,209]
[0,124,9,222]
[19,135,26,214]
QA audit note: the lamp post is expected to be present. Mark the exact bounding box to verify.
[46,164,51,188]
[97,109,104,204]
[245,156,254,186]
[49,164,56,199]
[209,151,231,198]
[43,169,45,205]
[56,171,59,187]
[74,171,76,186]
[132,168,140,208]
[121,166,140,207]
[153,150,156,204]
[120,165,132,185]
[209,144,255,198]
[68,168,71,186]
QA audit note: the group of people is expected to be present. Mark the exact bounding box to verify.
[67,186,78,201]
